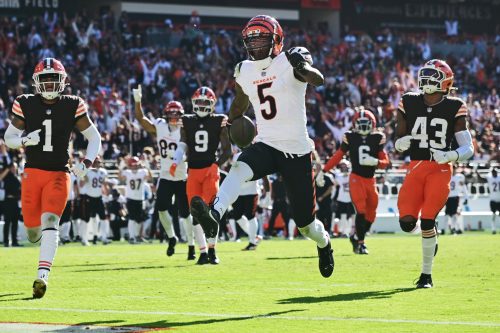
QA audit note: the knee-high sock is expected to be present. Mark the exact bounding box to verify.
[355,214,366,242]
[288,219,296,239]
[457,215,464,232]
[89,217,97,239]
[492,214,497,232]
[298,219,329,248]
[451,215,458,231]
[135,222,142,239]
[128,219,136,240]
[236,216,249,234]
[340,214,348,236]
[228,219,237,240]
[447,215,453,230]
[72,220,80,238]
[213,162,254,217]
[181,216,194,246]
[193,223,207,253]
[100,219,110,240]
[60,222,71,240]
[422,228,437,274]
[159,210,176,238]
[38,213,60,281]
[248,217,258,245]
[79,221,88,243]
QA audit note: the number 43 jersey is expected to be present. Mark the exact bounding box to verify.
[398,92,467,161]
[11,94,88,171]
[154,118,187,181]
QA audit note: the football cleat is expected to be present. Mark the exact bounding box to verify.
[166,236,177,257]
[357,243,369,255]
[190,196,220,239]
[208,248,220,265]
[242,243,257,251]
[317,240,334,278]
[187,245,196,260]
[32,278,47,299]
[349,235,358,253]
[415,273,433,288]
[196,252,209,265]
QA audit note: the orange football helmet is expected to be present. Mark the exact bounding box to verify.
[128,156,140,169]
[242,15,284,61]
[418,59,454,94]
[33,57,68,100]
[192,87,216,118]
[353,109,376,136]
[164,100,184,125]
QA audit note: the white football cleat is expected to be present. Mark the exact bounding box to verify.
[32,278,47,299]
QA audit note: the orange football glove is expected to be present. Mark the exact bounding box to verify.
[169,163,177,177]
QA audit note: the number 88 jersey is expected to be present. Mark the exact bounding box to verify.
[398,92,467,161]
[154,118,187,181]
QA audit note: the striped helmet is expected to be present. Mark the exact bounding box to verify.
[242,15,284,60]
[192,87,216,118]
[353,108,376,136]
[33,58,67,100]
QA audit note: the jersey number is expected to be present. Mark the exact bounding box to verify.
[195,130,208,152]
[159,140,177,158]
[257,82,277,120]
[358,145,371,162]
[130,179,142,190]
[42,119,53,152]
[411,117,448,149]
[493,182,499,192]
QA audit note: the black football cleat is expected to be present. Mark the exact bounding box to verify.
[187,245,196,260]
[415,273,433,289]
[357,243,369,255]
[317,240,334,278]
[196,252,209,265]
[166,236,177,257]
[208,248,220,265]
[242,243,257,251]
[349,235,358,253]
[190,196,220,238]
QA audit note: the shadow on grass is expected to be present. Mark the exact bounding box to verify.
[265,256,317,260]
[277,288,416,304]
[66,309,304,330]
[72,265,166,273]
[0,293,22,298]
[0,296,33,302]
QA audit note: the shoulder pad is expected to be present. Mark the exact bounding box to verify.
[234,62,243,79]
[16,94,35,101]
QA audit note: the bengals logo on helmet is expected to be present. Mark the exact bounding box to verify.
[418,59,454,95]
[33,58,68,100]
[242,15,284,61]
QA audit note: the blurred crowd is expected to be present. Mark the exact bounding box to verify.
[0,10,499,168]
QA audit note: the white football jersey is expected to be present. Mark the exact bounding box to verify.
[122,169,148,201]
[449,174,466,198]
[86,168,107,198]
[78,176,87,195]
[155,118,187,181]
[68,173,78,201]
[334,173,351,203]
[487,174,500,201]
[236,52,311,154]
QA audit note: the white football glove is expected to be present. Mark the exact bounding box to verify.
[132,84,142,103]
[360,155,379,166]
[71,161,89,179]
[21,129,41,147]
[315,170,325,187]
[395,135,412,152]
[430,148,458,164]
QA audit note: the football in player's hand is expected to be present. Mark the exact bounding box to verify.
[230,116,256,148]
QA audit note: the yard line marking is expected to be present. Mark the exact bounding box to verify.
[0,306,498,327]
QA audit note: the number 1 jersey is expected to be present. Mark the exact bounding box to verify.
[235,52,311,155]
[154,118,187,181]
[11,94,87,172]
[398,92,467,161]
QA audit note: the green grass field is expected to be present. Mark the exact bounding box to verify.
[0,233,499,333]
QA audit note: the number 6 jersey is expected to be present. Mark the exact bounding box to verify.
[11,94,88,171]
[398,92,467,161]
[154,118,187,181]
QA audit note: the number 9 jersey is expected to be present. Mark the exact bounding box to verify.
[11,94,88,171]
[154,118,187,181]
[398,92,467,161]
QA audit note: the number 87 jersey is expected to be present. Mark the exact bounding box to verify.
[398,91,467,161]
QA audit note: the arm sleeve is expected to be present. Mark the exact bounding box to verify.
[454,130,474,162]
[80,123,101,163]
[323,149,346,172]
[4,123,24,149]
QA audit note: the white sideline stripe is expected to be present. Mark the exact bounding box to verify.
[121,3,299,20]
[0,306,498,327]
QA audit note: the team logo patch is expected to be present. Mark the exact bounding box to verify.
[427,107,432,113]
[46,109,52,115]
